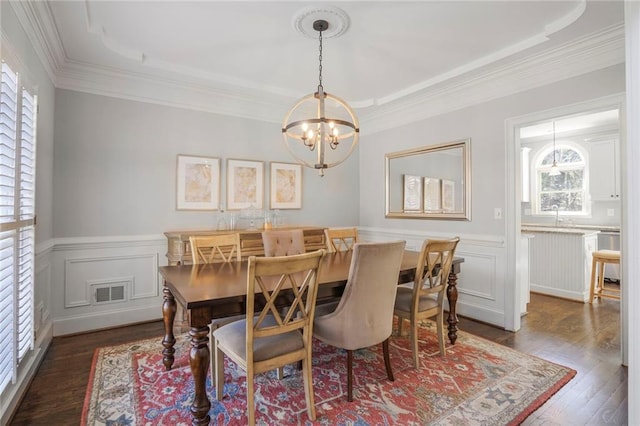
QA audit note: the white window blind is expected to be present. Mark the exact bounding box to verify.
[0,59,37,394]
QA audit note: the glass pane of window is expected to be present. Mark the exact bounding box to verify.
[540,191,583,212]
[560,149,583,164]
[541,148,583,166]
[540,169,584,191]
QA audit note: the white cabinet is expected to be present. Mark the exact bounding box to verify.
[589,139,620,201]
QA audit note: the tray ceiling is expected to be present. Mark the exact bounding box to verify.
[11,1,626,130]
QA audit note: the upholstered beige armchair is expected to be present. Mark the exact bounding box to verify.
[261,229,306,256]
[394,237,460,368]
[313,240,406,401]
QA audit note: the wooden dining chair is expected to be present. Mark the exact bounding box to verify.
[213,249,325,425]
[261,229,306,256]
[394,237,460,368]
[324,227,359,252]
[189,234,243,376]
[313,240,406,401]
[189,234,241,264]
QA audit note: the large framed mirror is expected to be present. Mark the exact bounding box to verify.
[386,138,471,220]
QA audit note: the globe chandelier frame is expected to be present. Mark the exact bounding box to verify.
[282,19,360,177]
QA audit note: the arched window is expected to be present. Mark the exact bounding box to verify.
[534,144,588,215]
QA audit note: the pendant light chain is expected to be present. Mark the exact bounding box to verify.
[317,29,323,92]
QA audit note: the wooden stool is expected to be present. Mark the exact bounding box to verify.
[589,250,621,303]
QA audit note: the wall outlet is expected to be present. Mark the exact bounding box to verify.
[494,208,502,219]
[607,208,615,217]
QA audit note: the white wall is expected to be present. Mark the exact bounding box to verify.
[359,64,625,328]
[53,89,360,238]
[48,89,361,335]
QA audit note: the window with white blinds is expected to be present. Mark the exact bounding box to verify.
[0,60,37,394]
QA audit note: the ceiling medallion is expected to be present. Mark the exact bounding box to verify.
[292,6,350,39]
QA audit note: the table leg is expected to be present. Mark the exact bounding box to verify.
[162,283,177,370]
[189,326,211,426]
[446,270,459,344]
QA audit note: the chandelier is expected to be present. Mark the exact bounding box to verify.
[282,18,359,177]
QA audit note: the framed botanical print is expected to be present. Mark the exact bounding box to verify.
[226,159,264,210]
[270,162,302,209]
[403,174,422,212]
[423,177,442,212]
[176,155,220,210]
[442,179,455,212]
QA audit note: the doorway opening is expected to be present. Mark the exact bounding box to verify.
[505,93,624,361]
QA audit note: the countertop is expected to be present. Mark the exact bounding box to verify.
[521,223,620,232]
[521,224,612,235]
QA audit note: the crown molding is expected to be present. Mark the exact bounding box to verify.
[373,1,587,107]
[9,1,625,133]
[8,0,65,84]
[55,60,290,123]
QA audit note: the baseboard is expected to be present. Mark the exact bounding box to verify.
[52,305,162,336]
[530,283,586,302]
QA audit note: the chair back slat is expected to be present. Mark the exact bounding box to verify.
[325,227,359,252]
[413,237,460,303]
[190,234,241,264]
[246,250,325,341]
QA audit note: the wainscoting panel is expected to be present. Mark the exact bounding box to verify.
[52,235,168,336]
[50,230,509,334]
[455,249,497,301]
[34,260,52,339]
[64,254,158,308]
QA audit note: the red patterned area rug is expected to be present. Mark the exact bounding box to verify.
[82,322,575,425]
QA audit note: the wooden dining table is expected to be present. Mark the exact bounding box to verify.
[159,250,464,425]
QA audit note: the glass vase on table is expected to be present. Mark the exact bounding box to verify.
[216,204,228,231]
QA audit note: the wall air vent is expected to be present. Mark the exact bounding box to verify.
[93,283,127,304]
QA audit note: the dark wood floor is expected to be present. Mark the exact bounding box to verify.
[9,293,626,425]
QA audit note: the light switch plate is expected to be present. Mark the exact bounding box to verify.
[607,208,615,217]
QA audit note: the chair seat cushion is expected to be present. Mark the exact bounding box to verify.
[213,315,304,362]
[394,286,439,312]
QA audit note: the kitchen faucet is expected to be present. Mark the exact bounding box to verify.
[552,205,560,227]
